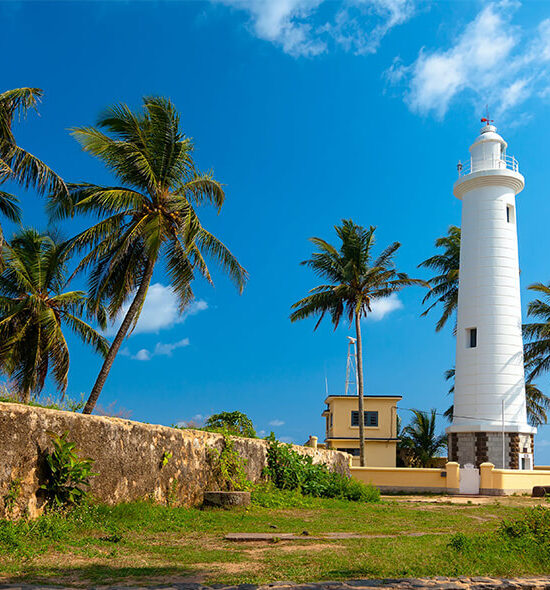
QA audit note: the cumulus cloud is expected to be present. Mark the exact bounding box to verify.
[122,338,191,361]
[387,2,550,118]
[269,419,285,427]
[213,0,416,57]
[367,293,403,321]
[105,283,207,336]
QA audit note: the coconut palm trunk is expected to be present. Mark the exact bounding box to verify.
[83,259,155,414]
[355,310,366,467]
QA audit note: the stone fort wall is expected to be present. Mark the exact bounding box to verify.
[0,402,349,519]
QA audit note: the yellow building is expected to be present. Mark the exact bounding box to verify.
[322,394,401,467]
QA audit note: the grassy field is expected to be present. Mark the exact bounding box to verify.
[1,492,549,586]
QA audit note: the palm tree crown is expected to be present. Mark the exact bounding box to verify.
[51,96,247,413]
[0,88,66,247]
[0,229,108,401]
[418,225,460,332]
[401,409,447,467]
[290,220,425,328]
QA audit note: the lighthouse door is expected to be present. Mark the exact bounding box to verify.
[459,464,480,495]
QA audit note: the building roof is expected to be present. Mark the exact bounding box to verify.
[324,394,402,402]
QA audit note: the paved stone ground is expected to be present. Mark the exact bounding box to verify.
[1,578,550,590]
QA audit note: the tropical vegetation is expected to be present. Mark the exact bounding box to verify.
[50,96,247,414]
[290,220,426,466]
[0,88,65,251]
[0,229,108,402]
[399,409,447,467]
[418,225,460,332]
[204,411,257,438]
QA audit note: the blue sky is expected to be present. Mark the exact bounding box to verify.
[2,0,550,461]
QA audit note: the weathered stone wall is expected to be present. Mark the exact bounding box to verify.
[0,402,349,519]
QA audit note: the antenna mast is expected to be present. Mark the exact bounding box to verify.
[345,336,358,396]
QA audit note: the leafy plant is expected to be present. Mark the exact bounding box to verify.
[161,451,172,468]
[499,506,550,545]
[448,532,473,552]
[263,434,379,502]
[3,479,21,515]
[207,431,250,492]
[40,431,97,507]
[205,411,256,438]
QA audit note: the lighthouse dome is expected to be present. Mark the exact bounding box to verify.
[470,124,508,150]
[468,123,508,173]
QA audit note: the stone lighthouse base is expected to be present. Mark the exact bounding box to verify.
[448,431,534,469]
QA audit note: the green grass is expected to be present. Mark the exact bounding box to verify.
[0,493,549,586]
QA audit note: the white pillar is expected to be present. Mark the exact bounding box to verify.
[447,124,536,469]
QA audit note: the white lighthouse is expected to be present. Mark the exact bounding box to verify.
[447,122,536,470]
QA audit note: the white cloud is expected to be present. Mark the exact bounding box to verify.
[388,3,550,119]
[269,419,285,427]
[214,0,416,57]
[367,293,403,321]
[105,283,207,337]
[124,338,191,361]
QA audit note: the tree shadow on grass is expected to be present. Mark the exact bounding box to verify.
[3,564,204,586]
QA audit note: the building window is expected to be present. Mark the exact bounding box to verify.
[506,204,514,223]
[467,327,477,348]
[330,413,333,427]
[337,448,360,456]
[351,411,379,427]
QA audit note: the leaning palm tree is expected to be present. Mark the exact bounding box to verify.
[418,225,460,332]
[50,96,247,414]
[0,229,109,402]
[0,88,66,248]
[402,409,447,467]
[289,220,426,466]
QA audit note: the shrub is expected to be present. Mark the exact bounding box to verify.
[263,434,379,503]
[40,431,97,508]
[499,506,550,545]
[204,411,256,438]
[448,532,473,552]
[207,431,251,491]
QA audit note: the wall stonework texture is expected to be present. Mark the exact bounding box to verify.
[0,402,349,519]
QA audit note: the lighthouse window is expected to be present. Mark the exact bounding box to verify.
[467,328,477,348]
[506,204,514,223]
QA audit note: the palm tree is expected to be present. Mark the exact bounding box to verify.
[0,88,66,248]
[0,229,109,402]
[289,220,426,466]
[418,225,460,332]
[402,409,447,467]
[50,97,247,414]
[523,283,550,381]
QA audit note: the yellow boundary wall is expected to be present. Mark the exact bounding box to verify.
[351,462,459,494]
[351,462,550,495]
[480,463,550,495]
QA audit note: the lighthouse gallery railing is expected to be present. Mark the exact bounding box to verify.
[457,154,519,178]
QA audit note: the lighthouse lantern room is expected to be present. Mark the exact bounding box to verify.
[447,122,536,470]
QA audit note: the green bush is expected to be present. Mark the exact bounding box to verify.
[499,506,550,545]
[204,411,257,438]
[263,434,380,503]
[448,532,473,552]
[207,431,251,492]
[40,431,97,507]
